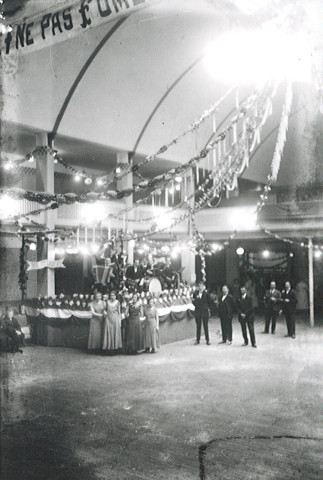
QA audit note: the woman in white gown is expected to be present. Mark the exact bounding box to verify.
[102,291,122,353]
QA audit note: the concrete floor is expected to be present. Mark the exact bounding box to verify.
[1,316,322,480]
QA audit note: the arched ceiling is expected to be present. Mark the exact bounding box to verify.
[2,0,322,188]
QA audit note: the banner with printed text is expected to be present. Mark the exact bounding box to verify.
[26,259,66,271]
[1,0,155,56]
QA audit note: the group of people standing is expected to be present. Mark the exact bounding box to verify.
[88,291,160,355]
[193,280,298,347]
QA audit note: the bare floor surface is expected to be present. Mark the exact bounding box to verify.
[1,317,322,479]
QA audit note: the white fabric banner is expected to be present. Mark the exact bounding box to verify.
[1,0,155,57]
[26,259,66,271]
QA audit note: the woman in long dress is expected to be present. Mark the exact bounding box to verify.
[88,292,105,352]
[143,298,160,353]
[125,294,143,355]
[102,291,122,353]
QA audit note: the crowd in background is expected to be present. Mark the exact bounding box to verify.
[0,273,308,354]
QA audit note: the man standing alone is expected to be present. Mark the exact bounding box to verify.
[218,285,235,345]
[192,282,211,345]
[281,281,297,338]
[237,286,257,348]
[263,281,281,334]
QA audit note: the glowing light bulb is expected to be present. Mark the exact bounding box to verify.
[84,177,92,185]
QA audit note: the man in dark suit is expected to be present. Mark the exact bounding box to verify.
[281,281,298,338]
[192,282,211,345]
[263,281,281,334]
[237,286,257,348]
[126,259,143,289]
[218,285,235,345]
[0,307,25,353]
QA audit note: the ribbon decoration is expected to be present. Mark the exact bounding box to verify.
[270,81,292,182]
[26,258,66,271]
[255,81,293,214]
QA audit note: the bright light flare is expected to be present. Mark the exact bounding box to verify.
[81,203,106,223]
[0,195,19,219]
[262,250,270,258]
[229,208,257,230]
[204,29,313,85]
[156,215,172,230]
[90,244,100,254]
[236,247,245,255]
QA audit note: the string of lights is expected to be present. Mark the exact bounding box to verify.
[0,1,12,34]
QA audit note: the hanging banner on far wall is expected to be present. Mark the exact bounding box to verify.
[26,259,66,271]
[1,0,156,57]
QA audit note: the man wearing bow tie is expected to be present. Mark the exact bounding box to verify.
[237,286,257,348]
[192,282,211,345]
[263,281,281,334]
[218,285,236,345]
[281,281,298,338]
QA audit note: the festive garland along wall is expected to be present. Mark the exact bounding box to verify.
[3,86,236,188]
[7,81,277,252]
[1,83,273,207]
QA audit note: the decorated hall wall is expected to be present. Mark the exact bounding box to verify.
[225,244,240,288]
[0,247,37,302]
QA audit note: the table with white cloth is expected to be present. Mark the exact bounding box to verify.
[24,300,195,348]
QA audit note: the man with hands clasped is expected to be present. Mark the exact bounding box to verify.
[281,281,298,338]
[193,282,211,345]
[263,281,281,334]
[237,286,257,348]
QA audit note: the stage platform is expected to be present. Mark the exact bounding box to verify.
[24,304,195,347]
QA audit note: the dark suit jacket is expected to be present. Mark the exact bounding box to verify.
[126,265,143,281]
[281,289,297,313]
[237,294,254,321]
[193,290,210,313]
[218,294,235,320]
[1,316,22,333]
[264,289,281,312]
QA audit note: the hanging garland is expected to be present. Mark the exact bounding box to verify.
[3,86,235,187]
[0,84,272,209]
[18,235,29,299]
[260,227,323,252]
[106,85,236,183]
[255,81,293,214]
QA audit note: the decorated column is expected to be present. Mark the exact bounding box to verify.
[116,151,133,264]
[307,237,315,327]
[35,133,56,297]
[181,169,196,285]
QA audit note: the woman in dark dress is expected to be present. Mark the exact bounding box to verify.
[125,294,143,354]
